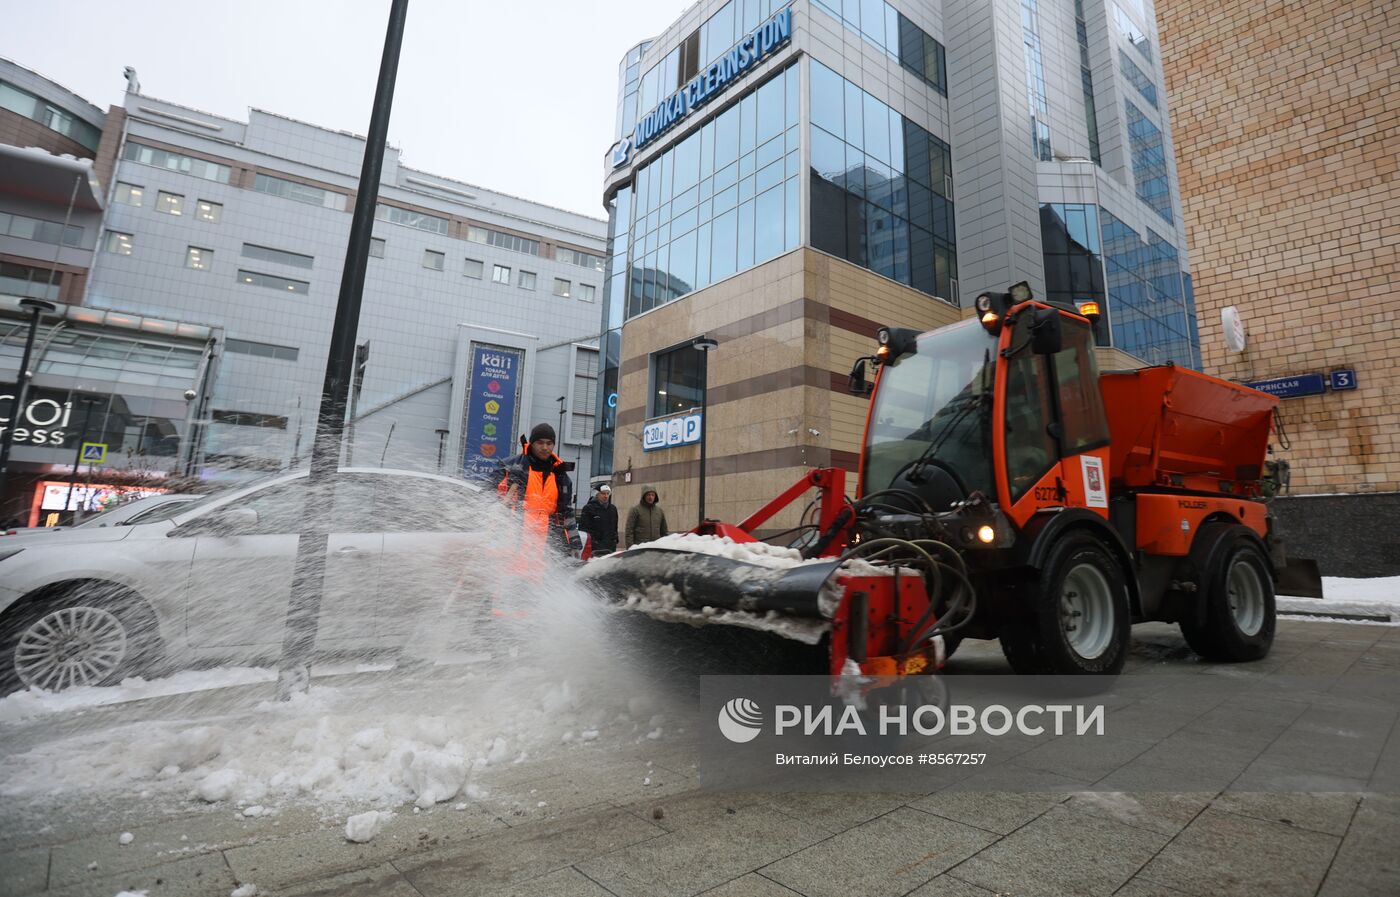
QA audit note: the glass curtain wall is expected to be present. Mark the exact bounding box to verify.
[809,60,957,302]
[1100,208,1198,367]
[1021,0,1052,161]
[1074,0,1101,164]
[811,0,948,95]
[1040,203,1107,343]
[626,63,802,319]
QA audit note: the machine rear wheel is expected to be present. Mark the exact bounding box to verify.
[1180,535,1275,662]
[1001,533,1130,675]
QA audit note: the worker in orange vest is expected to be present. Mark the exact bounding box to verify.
[496,423,583,571]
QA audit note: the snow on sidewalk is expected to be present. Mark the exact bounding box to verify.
[1279,575,1400,624]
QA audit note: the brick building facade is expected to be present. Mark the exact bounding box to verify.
[1158,0,1399,496]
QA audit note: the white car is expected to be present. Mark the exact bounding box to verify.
[0,468,493,694]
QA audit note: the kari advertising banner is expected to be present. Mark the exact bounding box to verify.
[463,343,523,479]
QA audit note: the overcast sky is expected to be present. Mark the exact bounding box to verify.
[2,0,689,220]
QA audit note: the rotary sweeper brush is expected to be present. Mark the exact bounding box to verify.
[579,282,1324,679]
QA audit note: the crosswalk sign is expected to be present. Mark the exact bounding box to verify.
[81,442,107,464]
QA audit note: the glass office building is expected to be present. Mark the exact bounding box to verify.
[593,0,1199,520]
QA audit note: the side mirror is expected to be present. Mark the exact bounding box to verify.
[1030,307,1063,355]
[848,357,873,396]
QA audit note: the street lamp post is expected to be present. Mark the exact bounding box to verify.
[0,297,58,509]
[435,427,450,472]
[692,336,718,526]
[556,395,566,446]
[276,0,410,701]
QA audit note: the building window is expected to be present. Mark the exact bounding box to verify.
[185,246,213,270]
[1119,49,1158,109]
[553,278,571,298]
[1115,4,1152,62]
[467,225,539,256]
[0,212,82,247]
[370,237,386,258]
[242,243,314,269]
[492,264,511,284]
[809,61,958,302]
[0,261,61,301]
[253,173,348,210]
[1097,206,1198,368]
[555,246,606,271]
[196,200,222,222]
[423,249,445,271]
[122,142,232,183]
[1125,102,1172,223]
[571,346,599,444]
[0,79,101,150]
[114,183,144,207]
[650,344,704,417]
[225,337,299,361]
[105,231,134,255]
[238,269,309,295]
[1021,0,1053,161]
[517,270,536,290]
[578,283,596,302]
[211,410,289,430]
[376,204,449,234]
[463,258,483,279]
[156,191,184,215]
[1075,0,1102,165]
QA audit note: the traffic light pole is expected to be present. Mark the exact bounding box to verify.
[276,0,409,700]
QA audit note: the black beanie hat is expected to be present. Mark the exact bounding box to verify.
[529,423,556,444]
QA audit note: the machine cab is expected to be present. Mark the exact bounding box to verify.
[858,295,1111,529]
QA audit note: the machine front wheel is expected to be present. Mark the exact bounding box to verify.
[1001,533,1130,675]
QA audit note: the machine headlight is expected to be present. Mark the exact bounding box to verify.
[977,525,996,544]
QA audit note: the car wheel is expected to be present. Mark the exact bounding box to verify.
[0,583,161,695]
[1180,534,1276,662]
[1002,533,1130,675]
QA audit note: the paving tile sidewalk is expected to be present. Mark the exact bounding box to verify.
[2,621,1398,897]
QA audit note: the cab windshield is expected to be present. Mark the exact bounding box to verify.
[862,318,998,500]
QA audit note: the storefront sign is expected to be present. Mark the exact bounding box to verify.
[38,481,166,513]
[0,387,74,448]
[463,344,524,478]
[1245,373,1325,399]
[643,411,703,452]
[631,6,793,155]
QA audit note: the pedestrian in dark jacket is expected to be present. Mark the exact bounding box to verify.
[624,484,668,549]
[578,484,619,555]
[496,423,583,565]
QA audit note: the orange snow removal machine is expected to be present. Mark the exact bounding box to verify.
[581,282,1323,677]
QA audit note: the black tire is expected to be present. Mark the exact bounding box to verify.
[0,583,161,696]
[1180,535,1275,662]
[1000,533,1131,675]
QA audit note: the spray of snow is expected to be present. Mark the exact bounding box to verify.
[0,491,666,817]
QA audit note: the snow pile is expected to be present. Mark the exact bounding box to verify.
[1279,575,1400,624]
[615,584,829,645]
[0,668,275,722]
[345,810,387,843]
[231,885,257,897]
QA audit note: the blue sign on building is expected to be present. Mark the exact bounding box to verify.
[643,412,703,451]
[1245,373,1326,399]
[631,6,793,155]
[1328,369,1358,391]
[463,344,524,478]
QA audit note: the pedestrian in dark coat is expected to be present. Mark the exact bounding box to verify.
[624,484,669,548]
[578,484,619,555]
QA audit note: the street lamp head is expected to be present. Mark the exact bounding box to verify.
[692,336,718,352]
[18,298,58,315]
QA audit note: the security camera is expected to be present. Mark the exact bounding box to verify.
[183,388,198,401]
